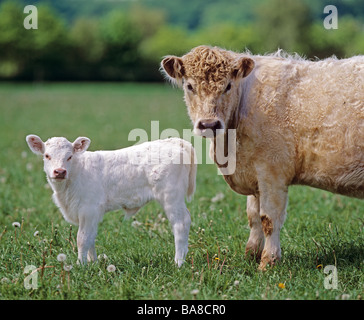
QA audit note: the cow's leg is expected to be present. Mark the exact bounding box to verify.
[245,195,264,260]
[258,183,288,271]
[77,211,99,264]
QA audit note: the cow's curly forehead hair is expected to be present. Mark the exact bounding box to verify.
[182,46,237,92]
[161,45,254,95]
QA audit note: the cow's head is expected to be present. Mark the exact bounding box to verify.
[26,135,90,181]
[161,45,254,137]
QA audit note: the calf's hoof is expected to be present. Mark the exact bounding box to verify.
[175,259,185,268]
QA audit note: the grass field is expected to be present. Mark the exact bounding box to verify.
[0,83,363,300]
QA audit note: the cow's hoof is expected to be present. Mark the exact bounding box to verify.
[245,245,263,262]
[258,253,280,271]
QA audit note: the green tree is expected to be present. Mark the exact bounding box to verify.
[0,1,28,77]
[139,25,192,63]
[70,18,105,64]
[129,5,166,40]
[254,0,313,54]
[309,17,364,58]
[0,2,69,80]
[101,11,142,66]
[27,5,69,80]
[199,0,257,27]
[192,23,261,53]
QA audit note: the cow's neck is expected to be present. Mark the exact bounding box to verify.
[48,177,70,194]
[211,97,240,172]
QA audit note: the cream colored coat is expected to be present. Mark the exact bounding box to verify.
[161,45,364,269]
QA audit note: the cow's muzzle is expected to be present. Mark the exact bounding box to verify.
[195,118,224,137]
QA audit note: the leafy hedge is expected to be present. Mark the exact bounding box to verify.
[0,0,363,81]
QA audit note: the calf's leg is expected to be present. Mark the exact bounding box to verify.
[77,212,99,264]
[162,199,191,267]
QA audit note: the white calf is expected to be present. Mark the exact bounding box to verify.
[26,135,196,267]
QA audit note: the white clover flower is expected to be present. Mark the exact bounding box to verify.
[234,280,240,287]
[64,264,73,272]
[57,253,67,262]
[131,220,142,228]
[98,253,108,261]
[1,277,10,284]
[190,289,199,296]
[211,192,224,203]
[12,222,20,228]
[107,264,116,272]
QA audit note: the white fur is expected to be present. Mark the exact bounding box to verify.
[26,135,196,267]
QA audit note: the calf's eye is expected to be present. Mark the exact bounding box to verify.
[67,156,72,161]
[45,154,51,160]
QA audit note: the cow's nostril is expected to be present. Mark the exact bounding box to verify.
[198,119,222,131]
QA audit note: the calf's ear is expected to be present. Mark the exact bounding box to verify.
[232,57,255,79]
[26,135,45,155]
[160,56,184,85]
[73,137,90,153]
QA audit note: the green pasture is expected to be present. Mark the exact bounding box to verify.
[0,83,362,300]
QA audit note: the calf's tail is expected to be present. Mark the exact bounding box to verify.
[186,143,197,202]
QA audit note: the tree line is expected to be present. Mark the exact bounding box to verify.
[0,0,363,81]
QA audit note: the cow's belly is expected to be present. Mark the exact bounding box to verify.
[295,162,364,199]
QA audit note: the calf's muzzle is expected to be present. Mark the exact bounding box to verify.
[53,168,67,179]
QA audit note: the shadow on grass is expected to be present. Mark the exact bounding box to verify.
[282,238,363,270]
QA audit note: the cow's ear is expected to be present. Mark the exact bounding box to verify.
[232,57,255,79]
[73,137,90,153]
[26,134,45,155]
[160,56,185,85]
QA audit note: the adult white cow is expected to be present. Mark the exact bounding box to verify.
[161,45,364,270]
[26,135,196,267]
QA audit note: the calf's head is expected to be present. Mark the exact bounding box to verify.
[161,45,254,137]
[26,135,90,181]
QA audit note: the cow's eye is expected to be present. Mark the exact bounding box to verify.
[224,83,232,93]
[67,156,72,161]
[186,83,194,92]
[45,154,51,160]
